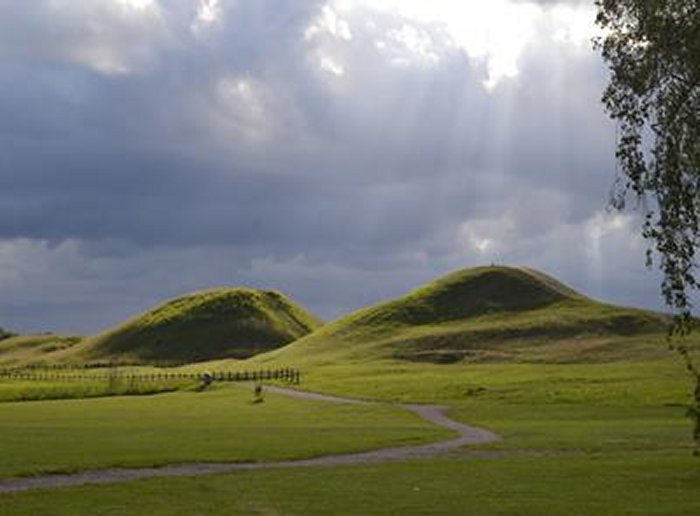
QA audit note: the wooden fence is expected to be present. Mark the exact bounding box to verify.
[0,367,300,384]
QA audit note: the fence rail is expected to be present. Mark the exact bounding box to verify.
[0,367,301,384]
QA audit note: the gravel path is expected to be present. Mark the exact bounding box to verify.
[0,386,501,494]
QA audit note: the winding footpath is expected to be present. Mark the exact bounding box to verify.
[0,386,501,494]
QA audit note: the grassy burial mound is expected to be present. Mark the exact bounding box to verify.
[71,288,322,364]
[257,266,670,366]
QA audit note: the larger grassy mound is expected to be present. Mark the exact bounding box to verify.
[70,288,321,364]
[256,266,670,366]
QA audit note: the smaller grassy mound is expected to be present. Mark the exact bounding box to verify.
[0,335,83,365]
[72,288,321,364]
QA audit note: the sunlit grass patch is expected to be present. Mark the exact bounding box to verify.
[0,385,448,479]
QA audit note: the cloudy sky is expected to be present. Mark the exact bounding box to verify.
[1,0,666,334]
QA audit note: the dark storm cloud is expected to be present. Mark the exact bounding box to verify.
[0,0,666,333]
[0,15,492,256]
[0,0,328,245]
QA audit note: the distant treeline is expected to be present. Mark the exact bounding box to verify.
[0,327,17,341]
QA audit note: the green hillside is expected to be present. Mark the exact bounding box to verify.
[0,334,83,365]
[68,288,322,364]
[255,266,671,366]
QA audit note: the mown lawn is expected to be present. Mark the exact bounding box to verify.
[1,351,697,514]
[1,451,698,515]
[293,358,691,406]
[0,385,448,478]
[296,357,696,453]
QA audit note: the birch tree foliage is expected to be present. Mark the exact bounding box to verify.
[595,0,699,320]
[594,0,699,454]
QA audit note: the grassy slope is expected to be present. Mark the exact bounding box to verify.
[289,357,697,452]
[2,354,698,514]
[0,335,83,366]
[64,288,322,364]
[254,266,671,367]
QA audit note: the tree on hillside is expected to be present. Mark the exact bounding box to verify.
[594,0,699,454]
[0,327,16,341]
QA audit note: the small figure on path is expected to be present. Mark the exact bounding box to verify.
[198,371,214,391]
[253,382,264,403]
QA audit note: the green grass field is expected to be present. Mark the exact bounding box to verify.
[1,266,698,514]
[1,352,697,514]
[1,452,698,515]
[0,377,187,402]
[0,384,447,478]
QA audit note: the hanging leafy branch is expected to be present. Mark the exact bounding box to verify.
[594,0,700,454]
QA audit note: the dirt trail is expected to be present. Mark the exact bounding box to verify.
[0,386,501,494]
